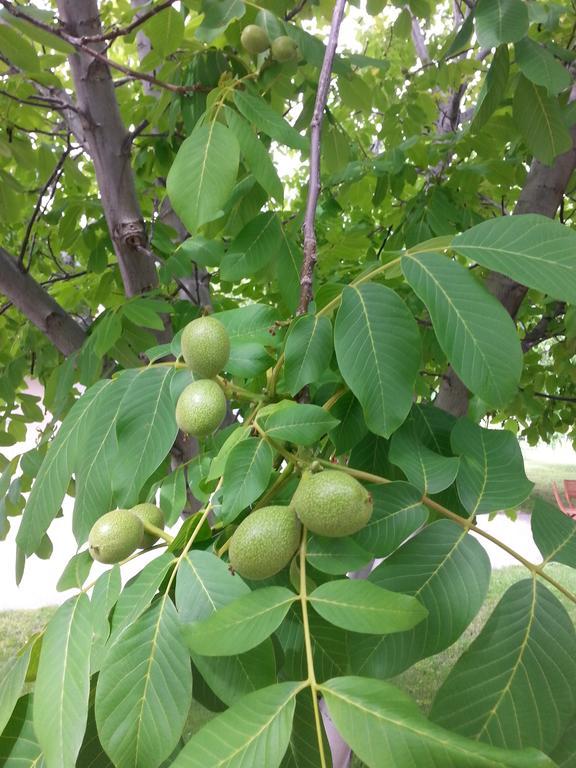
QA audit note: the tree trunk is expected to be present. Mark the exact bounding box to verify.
[56,0,159,297]
[0,248,86,355]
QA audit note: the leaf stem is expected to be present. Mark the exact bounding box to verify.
[299,529,328,768]
[217,377,267,403]
[254,463,296,509]
[314,459,576,606]
[253,420,300,467]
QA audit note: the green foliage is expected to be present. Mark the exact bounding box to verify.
[1,0,576,765]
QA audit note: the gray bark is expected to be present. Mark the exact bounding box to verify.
[435,123,576,416]
[0,248,86,355]
[56,0,159,297]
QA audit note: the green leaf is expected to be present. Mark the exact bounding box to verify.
[351,521,491,678]
[91,566,122,652]
[167,121,240,233]
[431,580,576,752]
[475,0,529,47]
[183,586,297,656]
[76,687,114,768]
[515,38,572,95]
[113,367,179,507]
[309,579,427,634]
[389,416,459,495]
[306,535,372,575]
[451,214,576,304]
[220,212,283,281]
[0,694,44,766]
[551,719,576,767]
[96,596,192,768]
[281,689,332,768]
[198,0,245,38]
[451,419,533,515]
[214,304,278,345]
[220,438,273,523]
[17,380,117,555]
[513,76,573,165]
[234,90,308,152]
[531,497,576,567]
[109,553,174,644]
[170,682,300,768]
[329,392,368,454]
[73,371,138,543]
[157,467,186,526]
[472,45,509,131]
[33,594,92,768]
[284,315,333,396]
[322,676,555,768]
[0,24,39,71]
[276,231,303,314]
[175,549,250,623]
[224,107,283,203]
[122,298,167,330]
[0,642,33,735]
[261,403,339,446]
[208,425,251,482]
[352,482,428,557]
[56,550,93,591]
[403,252,522,407]
[144,6,184,56]
[334,283,420,438]
[194,640,277,706]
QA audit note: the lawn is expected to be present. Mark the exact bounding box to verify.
[524,456,576,506]
[2,564,575,763]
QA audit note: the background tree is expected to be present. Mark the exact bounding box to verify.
[0,0,576,766]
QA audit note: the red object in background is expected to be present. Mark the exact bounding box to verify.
[552,480,576,519]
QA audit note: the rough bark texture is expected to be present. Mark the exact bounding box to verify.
[435,123,576,416]
[0,248,86,355]
[56,0,159,297]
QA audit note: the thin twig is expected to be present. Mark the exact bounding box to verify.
[81,0,176,42]
[19,143,71,269]
[297,0,348,315]
[285,0,308,21]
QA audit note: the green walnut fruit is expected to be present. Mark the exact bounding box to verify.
[292,470,372,537]
[88,509,143,564]
[181,316,230,378]
[271,35,298,62]
[229,506,301,580]
[241,24,270,54]
[131,503,165,548]
[176,379,227,437]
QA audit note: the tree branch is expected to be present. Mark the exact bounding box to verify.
[521,302,566,352]
[81,0,176,43]
[285,0,308,21]
[19,143,71,269]
[297,0,348,315]
[0,248,86,355]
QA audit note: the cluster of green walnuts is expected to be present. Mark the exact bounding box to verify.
[240,23,299,62]
[230,470,373,580]
[88,315,375,582]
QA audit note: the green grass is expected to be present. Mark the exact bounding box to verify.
[524,457,576,506]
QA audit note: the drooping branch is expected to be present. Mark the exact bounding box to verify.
[297,0,348,315]
[0,248,86,355]
[55,0,159,298]
[521,302,566,352]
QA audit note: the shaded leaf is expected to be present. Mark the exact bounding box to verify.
[284,315,333,396]
[451,419,533,515]
[220,438,273,523]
